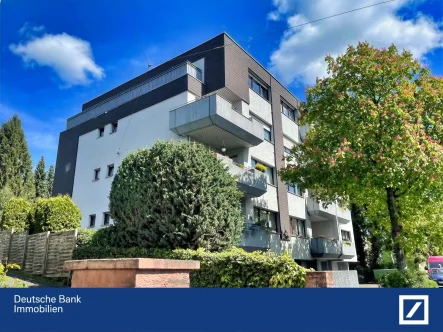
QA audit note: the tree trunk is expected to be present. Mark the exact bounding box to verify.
[386,187,406,269]
[369,234,381,270]
[351,203,366,268]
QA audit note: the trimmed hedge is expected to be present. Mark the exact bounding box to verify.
[109,141,244,251]
[73,246,307,288]
[379,269,438,288]
[1,197,31,231]
[31,195,81,233]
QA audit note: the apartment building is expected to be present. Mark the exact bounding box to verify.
[53,33,357,271]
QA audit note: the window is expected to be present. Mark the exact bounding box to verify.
[281,102,297,122]
[284,146,291,154]
[341,230,351,241]
[103,212,111,226]
[89,215,96,228]
[253,207,277,232]
[263,128,272,142]
[290,217,306,237]
[321,261,332,271]
[248,75,269,100]
[111,122,118,133]
[287,183,301,196]
[93,168,101,181]
[252,159,274,185]
[98,127,104,138]
[107,164,114,177]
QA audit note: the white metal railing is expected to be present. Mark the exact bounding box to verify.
[66,62,202,129]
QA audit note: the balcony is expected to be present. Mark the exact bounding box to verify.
[341,241,356,259]
[216,154,267,197]
[310,237,342,259]
[169,94,264,149]
[307,198,351,223]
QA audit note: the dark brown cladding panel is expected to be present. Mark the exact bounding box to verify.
[222,34,302,240]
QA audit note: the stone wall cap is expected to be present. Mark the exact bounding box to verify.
[64,258,200,271]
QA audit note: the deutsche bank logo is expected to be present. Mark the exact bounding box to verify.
[399,295,429,325]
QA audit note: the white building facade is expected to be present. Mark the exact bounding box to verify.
[53,33,357,271]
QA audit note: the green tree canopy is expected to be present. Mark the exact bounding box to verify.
[109,141,244,251]
[1,197,31,232]
[280,42,443,269]
[46,164,54,197]
[34,156,47,198]
[0,115,34,199]
[31,195,81,233]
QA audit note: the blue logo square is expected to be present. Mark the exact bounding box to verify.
[403,299,425,321]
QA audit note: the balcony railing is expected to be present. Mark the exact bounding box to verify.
[307,198,351,223]
[216,154,267,197]
[310,237,342,258]
[341,241,356,259]
[170,93,264,148]
[66,61,202,129]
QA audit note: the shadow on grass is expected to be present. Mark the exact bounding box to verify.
[7,270,68,288]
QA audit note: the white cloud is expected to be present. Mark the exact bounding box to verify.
[269,0,443,85]
[10,27,104,87]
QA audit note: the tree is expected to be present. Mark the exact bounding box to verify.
[0,186,14,222]
[109,141,244,251]
[34,156,47,198]
[1,197,31,231]
[46,164,54,197]
[0,115,35,199]
[280,42,443,269]
[31,195,81,233]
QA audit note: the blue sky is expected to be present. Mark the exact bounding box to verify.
[1,0,442,168]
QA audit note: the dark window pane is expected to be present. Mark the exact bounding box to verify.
[89,215,96,227]
[264,129,272,141]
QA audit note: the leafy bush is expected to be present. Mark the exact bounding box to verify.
[73,246,148,260]
[0,186,14,221]
[76,228,96,247]
[73,246,307,288]
[109,141,244,251]
[254,163,267,173]
[31,195,81,233]
[379,269,438,288]
[1,197,31,231]
[76,226,119,248]
[0,263,25,288]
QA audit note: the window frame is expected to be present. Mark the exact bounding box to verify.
[253,207,278,232]
[107,164,114,177]
[284,146,291,154]
[103,212,111,226]
[263,128,272,142]
[281,102,297,123]
[89,214,96,228]
[111,122,118,134]
[93,168,101,181]
[252,159,275,185]
[290,217,306,238]
[287,183,302,196]
[341,230,351,242]
[248,75,269,100]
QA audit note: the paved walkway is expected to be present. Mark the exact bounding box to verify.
[360,283,380,288]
